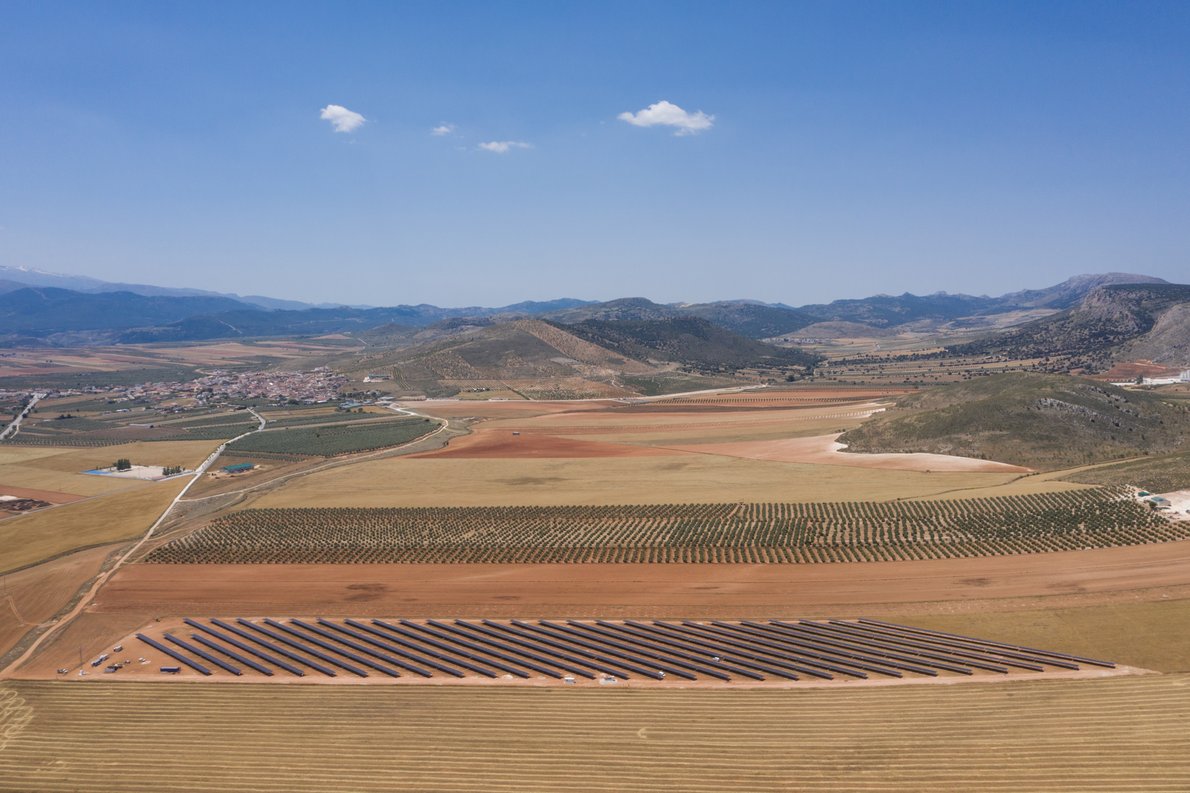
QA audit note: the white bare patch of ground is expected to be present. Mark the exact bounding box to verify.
[1156,489,1190,519]
[83,465,189,481]
[668,434,1031,473]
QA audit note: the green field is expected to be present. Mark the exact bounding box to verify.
[226,416,438,457]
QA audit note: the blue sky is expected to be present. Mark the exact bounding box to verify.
[2,1,1188,306]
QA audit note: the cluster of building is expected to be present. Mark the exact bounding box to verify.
[1109,369,1190,388]
[173,367,348,404]
[40,368,349,407]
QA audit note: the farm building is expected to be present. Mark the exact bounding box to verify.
[221,462,256,474]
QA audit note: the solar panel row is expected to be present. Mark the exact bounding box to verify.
[131,619,1113,682]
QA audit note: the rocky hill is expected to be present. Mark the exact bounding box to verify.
[558,317,819,372]
[340,319,670,398]
[951,284,1190,369]
[838,372,1190,470]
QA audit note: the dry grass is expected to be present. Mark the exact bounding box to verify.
[0,440,219,497]
[0,545,114,659]
[903,598,1190,674]
[0,480,186,574]
[2,675,1188,791]
[249,455,1022,508]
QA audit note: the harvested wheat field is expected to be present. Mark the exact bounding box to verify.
[0,440,218,498]
[0,480,187,574]
[249,455,1028,507]
[2,675,1188,791]
[0,545,115,659]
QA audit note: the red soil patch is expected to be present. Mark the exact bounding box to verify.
[402,399,608,419]
[87,540,1190,621]
[411,429,680,459]
[0,484,85,504]
[1096,360,1182,380]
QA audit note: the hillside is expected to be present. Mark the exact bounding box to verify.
[995,272,1169,310]
[838,372,1190,470]
[951,283,1190,369]
[0,287,252,339]
[339,319,673,398]
[678,301,814,338]
[796,292,1001,328]
[542,298,814,339]
[557,317,819,371]
[0,271,1178,348]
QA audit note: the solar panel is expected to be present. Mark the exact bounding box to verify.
[362,620,503,678]
[292,620,433,677]
[210,618,337,676]
[267,620,400,678]
[135,633,210,676]
[186,618,305,676]
[856,619,1113,668]
[163,633,242,676]
[649,622,835,680]
[242,619,371,678]
[325,619,464,677]
[561,621,734,681]
[188,633,274,676]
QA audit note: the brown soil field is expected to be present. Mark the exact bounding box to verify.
[405,398,609,419]
[0,484,85,504]
[3,674,1188,791]
[0,545,115,660]
[1098,360,1181,380]
[412,429,682,458]
[88,540,1190,615]
[664,434,1031,473]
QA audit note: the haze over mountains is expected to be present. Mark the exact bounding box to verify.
[0,267,1176,350]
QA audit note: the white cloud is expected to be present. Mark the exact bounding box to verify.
[478,140,532,153]
[617,100,714,136]
[319,104,366,133]
[431,123,455,136]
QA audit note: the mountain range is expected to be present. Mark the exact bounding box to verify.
[0,267,1174,346]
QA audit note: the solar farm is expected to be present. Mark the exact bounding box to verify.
[100,617,1117,686]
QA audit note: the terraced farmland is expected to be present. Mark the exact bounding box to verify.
[145,487,1188,564]
[225,417,439,457]
[2,674,1187,791]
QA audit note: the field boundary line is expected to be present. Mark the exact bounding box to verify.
[176,407,451,506]
[0,409,266,679]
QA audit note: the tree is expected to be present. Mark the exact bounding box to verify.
[114,458,132,471]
